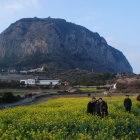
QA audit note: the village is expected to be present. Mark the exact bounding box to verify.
[0,69,140,110]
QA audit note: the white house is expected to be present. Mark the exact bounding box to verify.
[20,79,36,85]
[20,78,61,87]
[36,79,60,86]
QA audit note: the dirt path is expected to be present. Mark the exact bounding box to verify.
[24,95,57,105]
[0,93,92,109]
[0,92,56,109]
[0,93,86,109]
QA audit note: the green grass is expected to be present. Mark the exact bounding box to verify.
[78,88,104,92]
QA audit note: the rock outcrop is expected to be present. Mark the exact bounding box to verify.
[0,17,133,73]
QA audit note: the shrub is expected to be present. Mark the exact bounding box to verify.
[116,82,128,90]
[0,80,20,88]
[0,92,18,103]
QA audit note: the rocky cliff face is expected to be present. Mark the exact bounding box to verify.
[0,17,133,73]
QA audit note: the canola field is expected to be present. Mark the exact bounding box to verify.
[0,96,140,140]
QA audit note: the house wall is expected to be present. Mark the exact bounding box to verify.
[20,79,60,86]
[37,80,60,86]
[20,79,35,85]
[27,79,35,85]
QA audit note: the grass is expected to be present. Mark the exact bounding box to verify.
[78,88,104,92]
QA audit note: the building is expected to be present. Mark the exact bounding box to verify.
[20,78,61,87]
[20,79,36,85]
[36,79,61,86]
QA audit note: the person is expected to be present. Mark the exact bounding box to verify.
[87,97,97,115]
[98,98,108,117]
[137,94,140,101]
[124,95,132,112]
[95,100,101,116]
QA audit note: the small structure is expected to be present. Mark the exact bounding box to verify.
[36,79,60,86]
[20,78,61,87]
[113,83,117,89]
[20,79,36,85]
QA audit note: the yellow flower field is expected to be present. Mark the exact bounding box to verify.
[0,96,140,140]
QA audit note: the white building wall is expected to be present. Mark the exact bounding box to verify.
[20,79,60,86]
[27,79,36,85]
[37,80,60,86]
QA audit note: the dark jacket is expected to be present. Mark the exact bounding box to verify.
[95,103,101,115]
[87,101,96,114]
[137,95,140,101]
[124,98,132,107]
[100,101,108,112]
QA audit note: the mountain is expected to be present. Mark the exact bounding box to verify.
[0,17,133,73]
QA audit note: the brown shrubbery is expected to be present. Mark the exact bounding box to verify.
[128,80,140,89]
[116,79,140,92]
[116,81,128,90]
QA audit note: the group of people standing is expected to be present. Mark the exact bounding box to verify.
[87,97,108,117]
[87,95,140,116]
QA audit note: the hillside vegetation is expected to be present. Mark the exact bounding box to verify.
[0,96,140,139]
[116,78,140,92]
[48,69,117,86]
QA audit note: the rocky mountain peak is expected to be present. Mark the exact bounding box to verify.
[0,17,133,73]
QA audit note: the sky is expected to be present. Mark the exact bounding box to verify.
[0,0,140,74]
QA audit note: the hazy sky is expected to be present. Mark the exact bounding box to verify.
[0,0,140,73]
